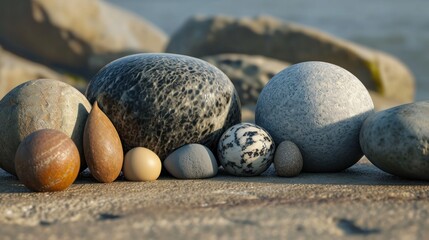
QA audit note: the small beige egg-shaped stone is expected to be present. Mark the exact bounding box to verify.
[123,147,161,181]
[274,141,303,177]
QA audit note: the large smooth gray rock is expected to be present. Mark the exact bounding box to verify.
[86,53,241,160]
[256,62,374,172]
[167,15,414,102]
[203,54,289,106]
[164,144,218,179]
[360,101,429,181]
[0,79,91,175]
[0,0,168,76]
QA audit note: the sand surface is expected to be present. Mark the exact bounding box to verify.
[0,158,428,239]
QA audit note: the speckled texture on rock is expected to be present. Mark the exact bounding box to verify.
[218,123,275,176]
[164,144,218,179]
[85,53,241,160]
[203,54,289,106]
[0,79,91,175]
[274,141,303,177]
[360,101,429,181]
[256,62,374,172]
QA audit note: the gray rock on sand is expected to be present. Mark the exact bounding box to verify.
[274,141,303,177]
[86,53,241,161]
[0,79,91,175]
[203,54,289,106]
[256,61,374,172]
[360,101,429,181]
[167,15,414,102]
[0,0,168,76]
[164,144,218,179]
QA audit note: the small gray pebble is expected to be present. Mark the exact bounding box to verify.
[164,144,218,179]
[360,101,429,181]
[274,141,303,177]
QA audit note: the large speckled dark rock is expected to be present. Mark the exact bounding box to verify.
[86,53,241,160]
[360,101,429,181]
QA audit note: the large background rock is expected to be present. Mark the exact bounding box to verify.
[203,54,289,106]
[0,0,167,77]
[167,15,415,102]
[0,47,85,99]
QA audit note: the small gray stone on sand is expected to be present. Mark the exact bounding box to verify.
[274,141,303,177]
[360,101,429,181]
[164,144,218,179]
[256,61,374,172]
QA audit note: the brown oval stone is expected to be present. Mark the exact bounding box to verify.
[84,101,123,183]
[15,129,80,192]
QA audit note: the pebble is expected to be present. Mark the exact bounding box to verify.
[360,101,429,181]
[273,141,303,177]
[217,123,275,176]
[256,61,374,172]
[84,101,123,183]
[123,147,162,181]
[0,79,91,175]
[85,53,241,160]
[15,129,80,192]
[164,144,218,179]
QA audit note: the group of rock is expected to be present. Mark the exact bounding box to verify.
[0,0,427,192]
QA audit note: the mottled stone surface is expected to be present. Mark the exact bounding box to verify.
[203,54,289,106]
[167,15,415,102]
[256,62,374,172]
[274,141,303,177]
[218,123,275,176]
[360,101,429,181]
[86,53,241,160]
[0,79,91,175]
[164,144,218,179]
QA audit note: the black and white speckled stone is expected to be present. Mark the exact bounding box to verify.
[217,123,275,176]
[164,144,218,179]
[274,141,303,177]
[256,61,374,172]
[85,53,241,160]
[360,101,429,181]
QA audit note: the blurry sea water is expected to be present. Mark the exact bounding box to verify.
[108,0,428,101]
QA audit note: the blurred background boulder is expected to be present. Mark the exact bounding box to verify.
[0,46,86,98]
[167,15,415,103]
[0,0,167,80]
[203,54,289,106]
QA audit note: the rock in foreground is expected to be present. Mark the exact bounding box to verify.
[360,101,429,181]
[86,53,241,160]
[0,79,91,175]
[256,62,374,172]
[164,144,218,179]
